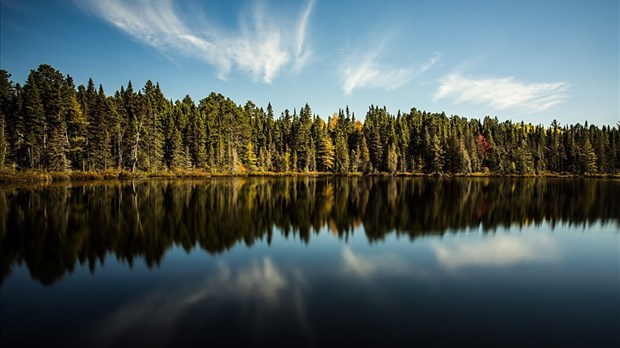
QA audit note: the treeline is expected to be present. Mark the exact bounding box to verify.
[2,177,619,285]
[0,64,619,175]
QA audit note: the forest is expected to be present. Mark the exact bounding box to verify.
[0,64,619,177]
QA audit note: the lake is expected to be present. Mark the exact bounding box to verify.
[1,177,619,347]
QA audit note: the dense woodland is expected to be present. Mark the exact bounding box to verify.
[0,64,619,176]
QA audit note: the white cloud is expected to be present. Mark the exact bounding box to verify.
[294,0,314,71]
[341,51,441,95]
[431,233,560,270]
[80,0,313,83]
[433,73,569,113]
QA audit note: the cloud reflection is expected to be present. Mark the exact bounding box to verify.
[195,258,286,304]
[341,246,409,279]
[431,233,560,270]
[86,257,310,347]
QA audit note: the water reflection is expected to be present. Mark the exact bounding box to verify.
[1,177,618,285]
[86,257,312,348]
[341,246,409,279]
[431,233,560,269]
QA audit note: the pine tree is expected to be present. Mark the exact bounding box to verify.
[65,76,88,170]
[32,65,71,171]
[514,138,534,175]
[386,142,398,174]
[350,145,361,172]
[281,146,291,172]
[580,137,597,175]
[0,71,13,167]
[184,96,206,168]
[244,141,258,172]
[143,81,166,171]
[319,128,335,172]
[170,123,190,169]
[460,141,472,174]
[334,131,349,173]
[88,85,111,170]
[359,135,371,174]
[23,74,46,168]
[307,137,316,171]
[429,132,444,174]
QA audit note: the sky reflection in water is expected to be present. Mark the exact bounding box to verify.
[1,178,619,347]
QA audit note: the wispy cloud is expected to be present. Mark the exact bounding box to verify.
[341,51,442,95]
[433,73,569,113]
[294,0,314,71]
[80,0,314,83]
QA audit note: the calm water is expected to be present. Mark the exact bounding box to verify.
[1,178,619,347]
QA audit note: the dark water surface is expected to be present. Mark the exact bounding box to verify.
[1,178,619,347]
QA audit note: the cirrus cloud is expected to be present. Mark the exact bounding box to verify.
[341,51,442,95]
[433,73,569,113]
[80,0,314,83]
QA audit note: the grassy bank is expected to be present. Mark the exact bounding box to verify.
[0,168,618,184]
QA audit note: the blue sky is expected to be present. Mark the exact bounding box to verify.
[1,0,618,126]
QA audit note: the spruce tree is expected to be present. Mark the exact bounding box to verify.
[65,76,88,171]
[318,126,335,172]
[580,137,597,175]
[334,131,349,173]
[359,135,371,174]
[87,85,111,170]
[23,74,46,168]
[429,132,444,174]
[0,71,13,167]
[244,141,258,172]
[387,142,398,174]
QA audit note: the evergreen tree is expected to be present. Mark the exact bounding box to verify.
[0,71,13,167]
[318,126,335,171]
[429,132,444,174]
[359,135,371,174]
[580,137,597,175]
[88,85,111,170]
[244,141,258,172]
[143,81,166,171]
[23,73,46,168]
[386,142,398,174]
[65,76,88,170]
[334,131,349,173]
[183,96,206,168]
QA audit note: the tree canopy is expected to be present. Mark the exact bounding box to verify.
[1,64,618,175]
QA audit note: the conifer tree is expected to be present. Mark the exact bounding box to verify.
[65,76,88,170]
[244,141,258,172]
[23,73,46,168]
[580,137,598,175]
[429,132,444,174]
[359,135,371,174]
[0,71,13,167]
[334,131,349,173]
[387,142,398,174]
[318,126,335,172]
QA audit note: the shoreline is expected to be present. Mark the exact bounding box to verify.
[1,168,618,184]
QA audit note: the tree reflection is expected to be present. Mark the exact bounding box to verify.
[1,177,618,285]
